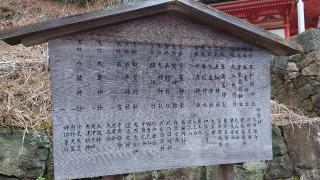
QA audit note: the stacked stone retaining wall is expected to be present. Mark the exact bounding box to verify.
[1,29,320,180]
[271,29,320,117]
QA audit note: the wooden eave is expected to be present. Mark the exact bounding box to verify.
[0,0,302,56]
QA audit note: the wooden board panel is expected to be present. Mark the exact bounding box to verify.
[0,0,301,55]
[49,13,272,180]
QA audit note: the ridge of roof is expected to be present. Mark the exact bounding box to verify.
[0,0,302,55]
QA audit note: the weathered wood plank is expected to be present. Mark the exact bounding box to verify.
[49,13,272,180]
[0,0,174,42]
[20,1,173,47]
[173,0,302,56]
[218,164,234,180]
[0,0,301,55]
[102,175,124,180]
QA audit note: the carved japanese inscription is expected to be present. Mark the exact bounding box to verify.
[49,13,272,180]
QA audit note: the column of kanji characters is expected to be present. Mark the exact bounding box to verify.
[254,108,263,141]
[106,122,116,145]
[115,41,139,112]
[194,118,203,137]
[165,120,173,152]
[203,119,210,143]
[63,124,82,153]
[217,118,223,147]
[230,118,240,142]
[124,122,132,149]
[231,63,257,107]
[159,121,165,152]
[186,119,193,136]
[240,118,247,145]
[133,122,140,155]
[222,118,230,148]
[141,121,150,146]
[84,123,102,151]
[106,122,122,149]
[172,120,180,144]
[209,119,216,136]
[142,121,157,146]
[115,123,123,150]
[74,43,86,113]
[246,118,253,141]
[150,121,158,146]
[180,120,187,145]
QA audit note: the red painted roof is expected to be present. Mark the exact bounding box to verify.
[304,0,320,17]
[211,0,320,36]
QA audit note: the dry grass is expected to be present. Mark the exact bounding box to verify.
[0,0,140,135]
[271,100,319,126]
[0,0,319,136]
[0,0,143,31]
[0,69,51,133]
[0,66,317,133]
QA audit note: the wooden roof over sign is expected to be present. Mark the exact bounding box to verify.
[0,0,302,56]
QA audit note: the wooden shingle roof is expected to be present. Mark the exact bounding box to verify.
[0,0,302,55]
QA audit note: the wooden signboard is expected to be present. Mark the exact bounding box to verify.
[49,12,272,179]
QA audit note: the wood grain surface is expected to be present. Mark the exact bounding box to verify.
[0,0,301,56]
[49,13,272,180]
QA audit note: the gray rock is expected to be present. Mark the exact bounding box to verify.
[299,50,320,68]
[311,94,320,109]
[243,161,267,171]
[157,167,205,180]
[276,177,297,180]
[265,155,294,180]
[297,84,314,100]
[274,56,289,70]
[46,150,54,180]
[277,83,301,108]
[0,176,20,180]
[296,168,320,180]
[302,63,320,77]
[270,57,275,68]
[272,67,287,78]
[265,126,293,180]
[0,128,50,179]
[271,75,284,90]
[272,125,288,157]
[128,167,206,180]
[271,87,278,99]
[293,75,310,89]
[287,62,299,71]
[300,99,314,112]
[297,29,320,53]
[128,171,153,180]
[288,72,299,80]
[282,122,320,170]
[311,81,320,94]
[289,53,303,63]
[235,162,267,180]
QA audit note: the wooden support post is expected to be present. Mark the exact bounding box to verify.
[102,175,124,180]
[218,164,234,180]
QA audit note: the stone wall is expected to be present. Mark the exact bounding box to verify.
[1,30,320,180]
[2,122,320,180]
[271,29,320,117]
[0,128,50,180]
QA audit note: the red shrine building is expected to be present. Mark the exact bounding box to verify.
[203,0,320,38]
